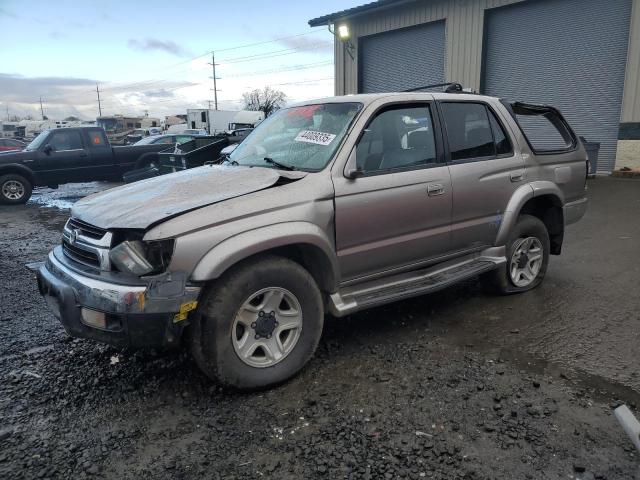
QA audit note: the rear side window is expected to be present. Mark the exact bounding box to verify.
[487,109,513,155]
[88,130,107,147]
[440,103,495,161]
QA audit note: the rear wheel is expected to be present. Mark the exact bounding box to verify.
[0,174,32,205]
[482,214,550,294]
[135,153,159,169]
[190,255,324,390]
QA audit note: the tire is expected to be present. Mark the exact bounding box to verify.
[0,173,32,205]
[135,153,158,169]
[482,214,550,295]
[190,255,324,390]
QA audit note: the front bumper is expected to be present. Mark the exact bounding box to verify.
[36,249,200,348]
[563,197,588,226]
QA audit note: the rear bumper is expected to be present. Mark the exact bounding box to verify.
[36,250,200,348]
[563,197,588,226]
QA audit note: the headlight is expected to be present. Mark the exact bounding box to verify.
[109,239,174,276]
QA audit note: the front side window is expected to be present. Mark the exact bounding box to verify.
[49,131,82,151]
[230,102,362,171]
[441,102,495,161]
[356,104,438,173]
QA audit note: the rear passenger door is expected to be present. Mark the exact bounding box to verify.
[438,101,524,252]
[334,103,453,281]
[83,129,114,181]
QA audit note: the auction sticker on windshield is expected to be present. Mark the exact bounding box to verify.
[295,130,336,146]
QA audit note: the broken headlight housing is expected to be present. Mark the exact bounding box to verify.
[109,239,175,276]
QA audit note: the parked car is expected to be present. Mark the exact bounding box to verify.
[0,127,177,204]
[133,133,199,146]
[123,128,160,145]
[36,92,588,390]
[0,138,26,152]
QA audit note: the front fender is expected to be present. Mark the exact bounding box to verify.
[0,163,35,182]
[190,222,339,287]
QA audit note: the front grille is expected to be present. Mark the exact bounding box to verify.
[67,218,107,240]
[62,240,101,268]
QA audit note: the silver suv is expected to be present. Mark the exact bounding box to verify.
[37,92,588,389]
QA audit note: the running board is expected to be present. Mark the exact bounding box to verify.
[329,256,505,317]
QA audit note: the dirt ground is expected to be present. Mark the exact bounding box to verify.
[0,178,639,479]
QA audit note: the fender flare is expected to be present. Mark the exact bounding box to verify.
[495,182,564,246]
[0,164,36,184]
[190,222,340,290]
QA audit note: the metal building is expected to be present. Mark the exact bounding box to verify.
[309,0,640,172]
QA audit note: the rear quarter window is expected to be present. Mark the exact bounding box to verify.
[509,102,577,153]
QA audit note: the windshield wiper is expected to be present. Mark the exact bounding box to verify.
[263,157,295,171]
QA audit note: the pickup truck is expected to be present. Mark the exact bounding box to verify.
[0,127,174,204]
[37,92,588,390]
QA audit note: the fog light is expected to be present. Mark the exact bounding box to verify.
[81,308,106,329]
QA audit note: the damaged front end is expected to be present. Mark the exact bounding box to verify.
[36,217,200,348]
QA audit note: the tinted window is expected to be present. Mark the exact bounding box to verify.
[88,130,107,147]
[441,102,495,161]
[49,131,82,151]
[487,109,512,156]
[175,135,193,144]
[356,105,438,172]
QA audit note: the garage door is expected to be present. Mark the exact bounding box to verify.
[359,21,445,93]
[482,0,632,172]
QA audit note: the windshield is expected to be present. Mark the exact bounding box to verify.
[25,130,50,151]
[229,102,362,171]
[135,136,163,145]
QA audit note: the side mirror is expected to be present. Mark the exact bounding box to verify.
[43,144,53,155]
[346,166,364,179]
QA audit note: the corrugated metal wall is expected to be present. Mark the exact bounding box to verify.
[482,0,632,172]
[359,21,445,92]
[332,0,640,123]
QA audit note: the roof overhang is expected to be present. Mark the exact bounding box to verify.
[308,0,413,27]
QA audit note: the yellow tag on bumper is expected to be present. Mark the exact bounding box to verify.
[173,300,198,323]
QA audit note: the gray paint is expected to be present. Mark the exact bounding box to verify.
[482,0,632,172]
[359,21,445,93]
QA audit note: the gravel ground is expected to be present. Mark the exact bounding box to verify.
[0,179,639,479]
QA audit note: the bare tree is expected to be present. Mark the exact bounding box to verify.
[242,87,287,117]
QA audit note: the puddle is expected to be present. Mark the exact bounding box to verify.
[29,182,121,210]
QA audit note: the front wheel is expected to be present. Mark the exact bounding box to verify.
[0,173,32,205]
[482,214,550,294]
[190,255,324,390]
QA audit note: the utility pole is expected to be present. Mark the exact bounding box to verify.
[39,97,45,120]
[96,84,103,117]
[5,104,9,121]
[208,52,220,111]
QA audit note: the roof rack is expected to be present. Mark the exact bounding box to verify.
[403,82,464,93]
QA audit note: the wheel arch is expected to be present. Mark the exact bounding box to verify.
[0,164,36,185]
[190,222,339,293]
[495,182,564,255]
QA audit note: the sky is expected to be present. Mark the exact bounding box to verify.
[0,0,363,121]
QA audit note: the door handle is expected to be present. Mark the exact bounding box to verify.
[510,171,524,182]
[427,183,445,196]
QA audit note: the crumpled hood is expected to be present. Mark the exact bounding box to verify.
[72,165,295,230]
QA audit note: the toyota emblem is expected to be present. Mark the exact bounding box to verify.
[69,229,80,245]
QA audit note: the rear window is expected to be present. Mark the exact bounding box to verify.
[510,102,576,153]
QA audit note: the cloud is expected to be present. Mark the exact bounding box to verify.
[48,31,66,40]
[277,36,333,54]
[127,38,191,58]
[0,73,97,104]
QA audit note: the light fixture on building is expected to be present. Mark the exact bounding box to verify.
[328,22,355,60]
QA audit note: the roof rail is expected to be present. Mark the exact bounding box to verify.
[403,82,464,93]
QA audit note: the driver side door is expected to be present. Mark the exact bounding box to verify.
[34,130,87,184]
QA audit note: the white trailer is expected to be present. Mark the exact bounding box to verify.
[186,109,265,135]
